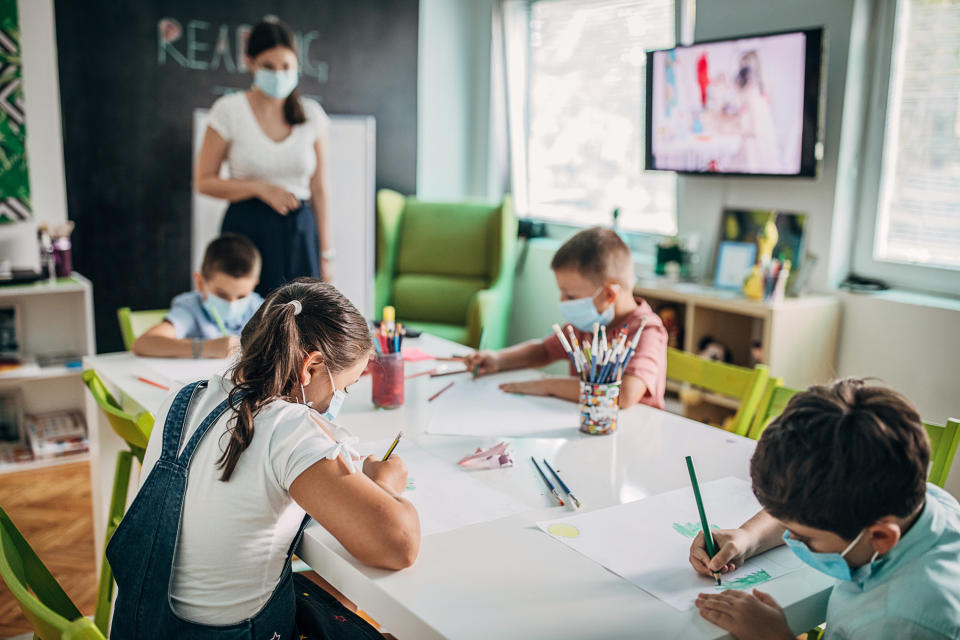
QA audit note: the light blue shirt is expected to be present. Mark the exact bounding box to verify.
[824,484,960,639]
[164,291,263,340]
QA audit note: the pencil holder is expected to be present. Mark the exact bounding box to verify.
[371,352,404,409]
[579,381,620,435]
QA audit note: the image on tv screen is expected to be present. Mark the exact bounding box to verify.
[648,31,811,175]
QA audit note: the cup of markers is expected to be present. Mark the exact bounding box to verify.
[579,380,621,435]
[551,315,649,437]
[372,306,406,409]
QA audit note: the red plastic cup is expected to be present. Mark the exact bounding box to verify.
[371,352,404,409]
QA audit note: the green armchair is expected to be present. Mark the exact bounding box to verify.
[375,189,517,349]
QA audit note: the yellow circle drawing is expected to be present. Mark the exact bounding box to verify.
[547,523,580,538]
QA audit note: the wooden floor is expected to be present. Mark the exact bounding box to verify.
[0,461,97,637]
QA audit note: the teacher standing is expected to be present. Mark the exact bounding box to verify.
[195,17,333,295]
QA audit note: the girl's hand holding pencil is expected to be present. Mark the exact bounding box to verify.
[362,455,409,496]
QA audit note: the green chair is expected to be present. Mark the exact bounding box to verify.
[925,418,960,488]
[666,347,769,437]
[81,369,154,636]
[0,506,106,639]
[117,307,169,351]
[374,189,517,349]
[747,377,800,440]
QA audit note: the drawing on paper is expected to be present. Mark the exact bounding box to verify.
[405,478,416,491]
[716,569,772,591]
[547,523,581,538]
[672,521,719,539]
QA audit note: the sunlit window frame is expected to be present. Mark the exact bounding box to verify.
[851,0,960,296]
[516,0,684,245]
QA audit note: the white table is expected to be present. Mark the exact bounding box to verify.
[84,334,832,639]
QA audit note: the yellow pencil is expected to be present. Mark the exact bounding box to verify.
[381,430,404,461]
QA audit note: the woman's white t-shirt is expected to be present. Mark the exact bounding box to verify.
[206,92,330,200]
[139,375,355,625]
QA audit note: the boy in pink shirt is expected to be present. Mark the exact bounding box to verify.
[463,227,667,409]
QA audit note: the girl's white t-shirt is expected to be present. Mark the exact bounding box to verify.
[206,92,330,200]
[139,375,354,625]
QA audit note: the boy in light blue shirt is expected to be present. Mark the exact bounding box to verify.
[132,233,263,358]
[689,379,960,639]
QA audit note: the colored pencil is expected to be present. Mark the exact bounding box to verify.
[531,457,565,506]
[473,327,486,379]
[207,306,230,338]
[542,459,581,509]
[429,368,471,377]
[428,381,455,402]
[136,376,170,391]
[381,431,404,461]
[405,368,437,379]
[686,455,721,585]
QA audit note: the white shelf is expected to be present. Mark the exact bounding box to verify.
[0,364,83,384]
[0,451,90,476]
[0,273,91,298]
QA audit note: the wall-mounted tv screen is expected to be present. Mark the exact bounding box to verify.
[645,28,824,177]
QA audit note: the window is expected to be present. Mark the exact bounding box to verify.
[523,0,677,234]
[854,0,960,294]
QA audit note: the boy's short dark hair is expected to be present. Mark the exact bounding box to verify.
[201,233,261,280]
[751,378,930,539]
[550,227,632,286]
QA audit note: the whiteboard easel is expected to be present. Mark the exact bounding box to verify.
[190,110,376,318]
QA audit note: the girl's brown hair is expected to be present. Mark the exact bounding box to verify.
[218,279,372,481]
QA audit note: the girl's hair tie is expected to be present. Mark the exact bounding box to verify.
[288,300,302,316]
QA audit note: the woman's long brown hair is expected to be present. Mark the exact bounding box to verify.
[217,279,371,481]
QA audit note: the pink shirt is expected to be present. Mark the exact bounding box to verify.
[543,298,668,410]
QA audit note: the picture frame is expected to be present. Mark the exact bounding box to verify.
[714,241,757,290]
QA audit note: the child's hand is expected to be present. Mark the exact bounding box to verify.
[258,182,300,215]
[499,379,552,396]
[689,527,755,576]
[695,590,794,640]
[203,336,241,358]
[362,455,409,495]
[460,351,500,376]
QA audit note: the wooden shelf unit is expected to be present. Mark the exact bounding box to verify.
[635,278,841,424]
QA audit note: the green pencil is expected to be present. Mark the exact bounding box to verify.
[685,455,721,586]
[207,305,230,338]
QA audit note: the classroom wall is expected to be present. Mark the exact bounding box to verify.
[836,291,960,495]
[678,0,864,293]
[417,0,495,202]
[17,0,67,226]
[51,0,418,352]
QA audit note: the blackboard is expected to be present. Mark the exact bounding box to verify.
[54,1,418,352]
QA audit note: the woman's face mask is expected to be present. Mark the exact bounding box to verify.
[254,68,299,99]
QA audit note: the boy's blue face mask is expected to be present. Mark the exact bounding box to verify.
[782,529,878,582]
[558,288,615,332]
[204,294,254,328]
[254,68,299,99]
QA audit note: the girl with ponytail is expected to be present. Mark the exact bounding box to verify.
[196,16,335,294]
[107,280,418,639]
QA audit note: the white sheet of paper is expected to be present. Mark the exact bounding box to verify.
[139,356,234,385]
[425,371,580,438]
[537,477,803,610]
[357,438,530,537]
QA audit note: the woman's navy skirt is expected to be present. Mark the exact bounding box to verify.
[221,197,320,296]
